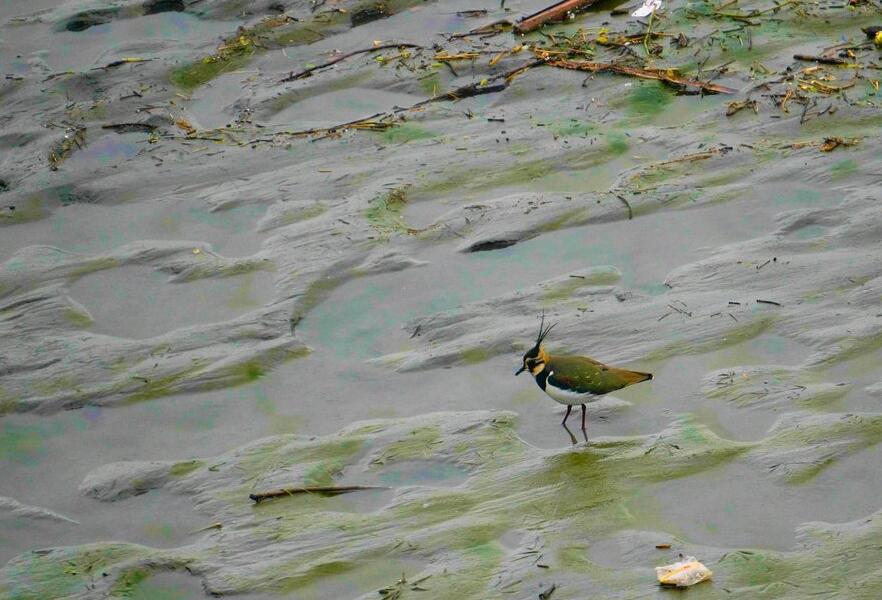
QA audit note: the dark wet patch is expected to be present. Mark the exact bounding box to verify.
[144,0,186,15]
[466,239,518,252]
[350,3,389,26]
[59,9,118,32]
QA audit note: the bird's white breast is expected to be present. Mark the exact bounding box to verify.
[543,370,601,405]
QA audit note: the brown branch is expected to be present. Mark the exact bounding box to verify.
[793,54,852,66]
[448,18,512,40]
[279,43,423,83]
[514,0,602,33]
[413,58,547,106]
[274,59,545,140]
[547,59,738,94]
[249,485,387,503]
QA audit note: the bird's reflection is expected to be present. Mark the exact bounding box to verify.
[562,421,587,446]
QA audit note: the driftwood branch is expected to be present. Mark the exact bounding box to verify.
[547,59,738,94]
[279,58,546,138]
[514,0,601,33]
[249,485,387,503]
[792,54,852,66]
[414,58,547,106]
[279,43,423,83]
[448,18,512,39]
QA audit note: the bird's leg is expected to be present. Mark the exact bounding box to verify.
[562,405,572,425]
[580,404,587,431]
[561,422,577,446]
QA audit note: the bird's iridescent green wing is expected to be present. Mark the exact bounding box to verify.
[548,355,649,394]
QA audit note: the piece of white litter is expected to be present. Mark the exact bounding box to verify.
[655,556,712,587]
[632,0,662,17]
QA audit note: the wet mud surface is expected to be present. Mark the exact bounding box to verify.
[1,0,882,597]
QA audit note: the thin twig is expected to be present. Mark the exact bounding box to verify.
[250,485,387,503]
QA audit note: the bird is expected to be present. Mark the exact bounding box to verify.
[515,315,653,431]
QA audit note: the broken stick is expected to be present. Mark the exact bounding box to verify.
[514,0,602,33]
[249,485,387,503]
[792,54,852,66]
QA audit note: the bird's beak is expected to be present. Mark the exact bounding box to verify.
[515,365,525,375]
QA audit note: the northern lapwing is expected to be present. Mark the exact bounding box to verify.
[516,315,653,430]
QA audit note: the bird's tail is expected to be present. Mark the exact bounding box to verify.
[625,370,653,384]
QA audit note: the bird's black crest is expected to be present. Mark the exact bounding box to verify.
[534,312,558,347]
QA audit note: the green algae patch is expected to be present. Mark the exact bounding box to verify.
[365,187,411,239]
[702,366,850,411]
[0,543,152,600]
[169,460,203,478]
[412,142,624,201]
[758,413,882,484]
[626,81,672,117]
[606,132,629,155]
[829,158,858,180]
[646,314,775,362]
[550,119,598,137]
[6,410,882,598]
[0,420,64,466]
[34,375,81,397]
[63,307,93,328]
[721,509,882,597]
[171,0,425,90]
[169,13,341,90]
[266,202,328,229]
[419,70,442,95]
[0,195,46,226]
[540,267,621,305]
[120,345,308,407]
[109,568,149,597]
[123,363,210,405]
[460,347,491,365]
[170,53,253,91]
[370,425,442,465]
[377,123,437,144]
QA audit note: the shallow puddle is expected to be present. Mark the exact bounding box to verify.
[630,443,882,551]
[69,265,275,339]
[128,571,208,600]
[374,460,471,487]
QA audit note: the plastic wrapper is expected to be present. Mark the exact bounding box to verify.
[655,556,712,587]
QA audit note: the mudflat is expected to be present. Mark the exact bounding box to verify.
[2,0,882,597]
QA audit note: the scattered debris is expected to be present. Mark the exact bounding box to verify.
[279,43,422,82]
[48,127,86,171]
[656,556,713,587]
[545,59,737,94]
[632,0,662,18]
[726,99,758,116]
[378,573,432,599]
[819,137,859,152]
[538,583,557,599]
[91,57,152,71]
